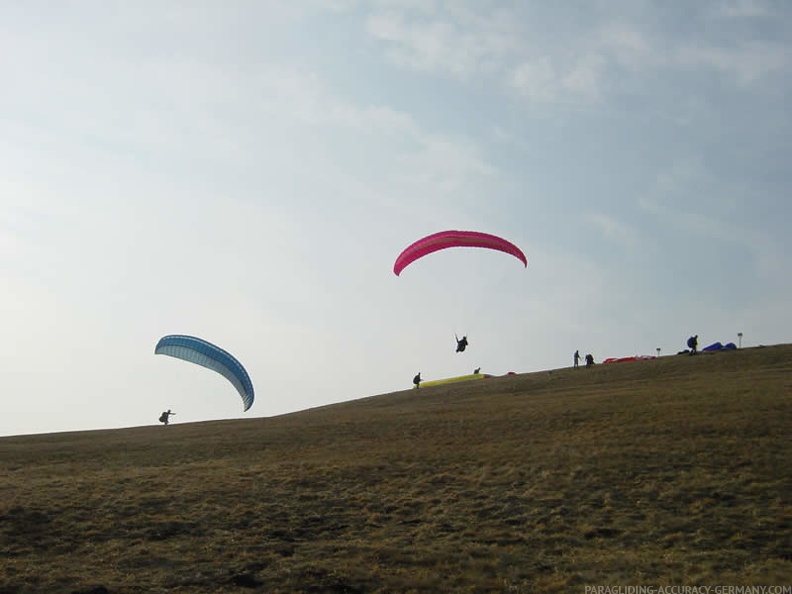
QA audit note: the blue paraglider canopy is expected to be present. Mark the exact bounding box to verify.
[155,335,255,412]
[701,341,738,352]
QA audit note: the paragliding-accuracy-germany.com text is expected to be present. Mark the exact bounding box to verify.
[584,586,792,594]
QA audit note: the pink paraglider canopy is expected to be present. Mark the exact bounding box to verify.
[393,230,528,276]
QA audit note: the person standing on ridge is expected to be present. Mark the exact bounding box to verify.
[413,373,422,389]
[574,350,581,369]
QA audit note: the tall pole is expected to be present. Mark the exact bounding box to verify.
[656,347,661,357]
[738,332,743,348]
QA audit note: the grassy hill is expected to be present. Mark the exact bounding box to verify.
[1,345,790,593]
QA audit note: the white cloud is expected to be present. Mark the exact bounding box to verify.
[365,5,523,79]
[560,53,607,101]
[490,125,529,150]
[361,3,790,107]
[510,52,607,103]
[673,41,790,85]
[715,0,769,18]
[596,23,656,71]
[509,58,558,102]
[587,213,641,248]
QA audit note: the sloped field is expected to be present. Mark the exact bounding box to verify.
[1,345,790,593]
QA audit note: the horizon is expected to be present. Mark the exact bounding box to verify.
[1,342,786,440]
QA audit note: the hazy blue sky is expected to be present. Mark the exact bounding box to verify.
[2,0,789,436]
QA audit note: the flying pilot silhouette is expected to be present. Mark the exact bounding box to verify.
[455,334,468,353]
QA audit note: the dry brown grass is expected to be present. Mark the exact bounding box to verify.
[1,345,790,593]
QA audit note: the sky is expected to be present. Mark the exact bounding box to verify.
[1,0,790,437]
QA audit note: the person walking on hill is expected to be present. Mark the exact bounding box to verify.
[413,373,422,389]
[585,354,594,368]
[687,335,698,355]
[159,409,176,425]
[574,350,581,369]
